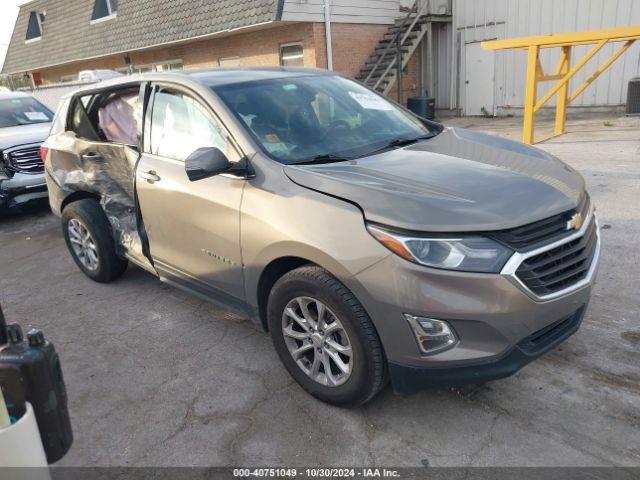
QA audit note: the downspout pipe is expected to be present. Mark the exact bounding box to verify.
[324,0,334,70]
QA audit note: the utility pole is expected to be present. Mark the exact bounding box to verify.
[323,0,334,71]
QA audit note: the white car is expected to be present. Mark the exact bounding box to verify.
[0,91,53,213]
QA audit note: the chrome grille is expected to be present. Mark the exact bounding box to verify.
[7,145,44,174]
[515,217,598,296]
[490,195,590,252]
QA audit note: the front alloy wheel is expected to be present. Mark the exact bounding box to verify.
[282,296,353,387]
[268,266,387,406]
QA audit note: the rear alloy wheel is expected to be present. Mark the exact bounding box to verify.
[62,199,128,283]
[67,219,100,272]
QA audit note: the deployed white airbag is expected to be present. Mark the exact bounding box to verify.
[98,93,138,145]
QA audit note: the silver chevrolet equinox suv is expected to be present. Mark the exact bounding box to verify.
[43,69,600,406]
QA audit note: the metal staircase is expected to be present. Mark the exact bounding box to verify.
[355,0,432,96]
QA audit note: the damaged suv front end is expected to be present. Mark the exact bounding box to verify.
[0,92,53,212]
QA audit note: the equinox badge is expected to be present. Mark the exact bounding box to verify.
[201,249,236,266]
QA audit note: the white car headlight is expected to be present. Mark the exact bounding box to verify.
[367,224,513,273]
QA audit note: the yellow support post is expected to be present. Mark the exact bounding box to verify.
[534,39,607,113]
[482,25,640,144]
[555,46,571,136]
[481,25,640,50]
[523,45,540,145]
[568,40,635,103]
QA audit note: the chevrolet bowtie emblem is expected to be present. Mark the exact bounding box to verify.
[567,212,583,231]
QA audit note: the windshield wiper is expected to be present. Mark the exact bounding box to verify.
[292,134,433,165]
[294,154,353,165]
[362,134,434,158]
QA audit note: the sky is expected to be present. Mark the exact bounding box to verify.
[0,0,29,70]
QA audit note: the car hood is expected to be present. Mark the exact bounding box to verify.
[0,123,51,150]
[284,128,585,232]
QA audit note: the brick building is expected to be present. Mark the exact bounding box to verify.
[6,0,636,115]
[1,0,453,106]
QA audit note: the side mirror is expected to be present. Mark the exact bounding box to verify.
[185,147,232,182]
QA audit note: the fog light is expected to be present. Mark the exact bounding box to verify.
[404,314,458,354]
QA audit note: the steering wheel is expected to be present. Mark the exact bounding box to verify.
[322,119,351,139]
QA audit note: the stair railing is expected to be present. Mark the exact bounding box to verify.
[365,0,431,91]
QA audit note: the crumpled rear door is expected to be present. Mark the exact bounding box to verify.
[46,86,154,272]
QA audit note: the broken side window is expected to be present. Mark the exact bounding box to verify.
[69,88,139,147]
[69,95,101,142]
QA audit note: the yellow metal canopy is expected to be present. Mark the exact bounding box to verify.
[482,26,640,144]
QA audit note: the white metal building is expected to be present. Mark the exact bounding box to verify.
[446,0,640,115]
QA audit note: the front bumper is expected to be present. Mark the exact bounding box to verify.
[0,172,48,209]
[389,306,586,395]
[347,215,600,394]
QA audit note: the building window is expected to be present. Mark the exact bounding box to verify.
[154,61,183,72]
[219,57,241,68]
[25,11,44,42]
[91,0,117,23]
[280,43,304,67]
[118,60,183,75]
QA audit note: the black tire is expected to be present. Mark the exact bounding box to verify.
[61,199,128,283]
[268,266,387,406]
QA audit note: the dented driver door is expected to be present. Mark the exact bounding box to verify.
[136,84,246,306]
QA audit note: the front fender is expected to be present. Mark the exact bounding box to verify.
[240,178,390,310]
[244,240,371,307]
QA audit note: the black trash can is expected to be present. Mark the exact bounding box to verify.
[627,77,640,115]
[407,92,436,120]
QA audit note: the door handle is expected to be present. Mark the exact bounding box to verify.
[140,170,161,184]
[81,152,103,162]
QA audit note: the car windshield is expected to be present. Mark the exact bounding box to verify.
[0,97,54,128]
[213,75,439,164]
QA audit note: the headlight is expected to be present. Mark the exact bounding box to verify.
[367,224,513,273]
